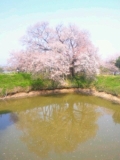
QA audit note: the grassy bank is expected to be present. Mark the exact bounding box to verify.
[0,73,65,96]
[0,73,120,97]
[94,75,120,96]
[0,73,32,96]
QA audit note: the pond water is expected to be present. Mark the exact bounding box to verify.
[0,93,120,160]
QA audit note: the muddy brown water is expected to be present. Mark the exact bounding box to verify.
[0,93,120,160]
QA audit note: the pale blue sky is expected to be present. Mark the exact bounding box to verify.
[0,0,120,65]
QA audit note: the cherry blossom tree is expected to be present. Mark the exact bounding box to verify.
[22,22,54,52]
[56,24,96,77]
[75,48,99,78]
[100,57,119,75]
[8,22,99,82]
[8,51,41,73]
[8,50,70,84]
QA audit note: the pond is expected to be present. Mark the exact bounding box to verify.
[0,93,120,160]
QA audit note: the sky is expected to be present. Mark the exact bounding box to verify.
[0,0,120,66]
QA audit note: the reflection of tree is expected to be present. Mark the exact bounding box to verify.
[113,111,120,124]
[15,102,99,158]
[10,113,19,123]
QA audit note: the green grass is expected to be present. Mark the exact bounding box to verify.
[0,73,32,96]
[0,73,62,96]
[63,76,93,88]
[94,75,120,96]
[0,73,31,89]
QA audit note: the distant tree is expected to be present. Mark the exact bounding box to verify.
[100,60,118,75]
[115,56,120,70]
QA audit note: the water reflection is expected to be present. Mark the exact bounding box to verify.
[113,111,120,124]
[14,102,100,158]
[0,112,18,130]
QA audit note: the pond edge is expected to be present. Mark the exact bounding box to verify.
[0,88,120,104]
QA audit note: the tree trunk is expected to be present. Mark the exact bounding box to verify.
[70,66,75,78]
[69,60,75,78]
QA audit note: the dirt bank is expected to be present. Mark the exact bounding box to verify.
[0,88,120,104]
